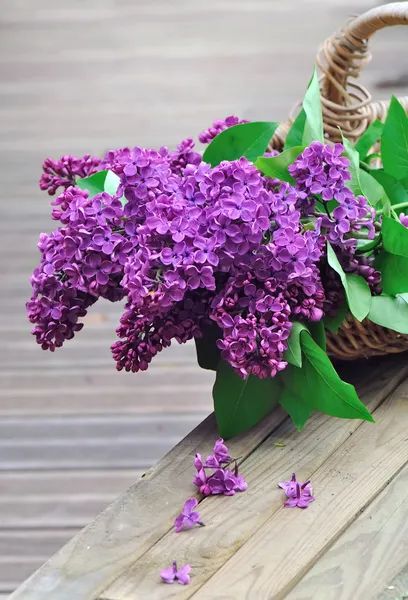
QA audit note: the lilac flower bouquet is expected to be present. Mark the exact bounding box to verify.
[27,69,408,437]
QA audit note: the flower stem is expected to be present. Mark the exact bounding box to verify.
[376,201,408,216]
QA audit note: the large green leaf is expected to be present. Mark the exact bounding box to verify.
[213,361,281,439]
[341,132,363,196]
[77,169,120,198]
[327,243,372,321]
[283,332,374,422]
[382,214,408,258]
[381,95,408,181]
[359,169,390,210]
[202,122,279,167]
[375,251,408,295]
[194,325,222,371]
[323,302,349,334]
[280,384,313,432]
[255,146,304,183]
[371,170,408,207]
[368,295,408,334]
[355,119,383,160]
[284,109,306,150]
[302,67,324,145]
[308,320,326,351]
[283,322,309,367]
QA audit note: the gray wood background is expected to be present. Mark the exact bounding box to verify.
[1,0,407,594]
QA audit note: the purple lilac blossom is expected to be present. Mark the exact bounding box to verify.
[198,115,249,144]
[279,473,315,508]
[400,213,408,228]
[30,134,380,383]
[193,439,247,496]
[160,561,191,585]
[40,154,101,195]
[173,498,205,532]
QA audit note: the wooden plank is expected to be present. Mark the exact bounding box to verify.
[377,562,408,600]
[286,464,408,600]
[8,407,288,600]
[190,382,408,600]
[100,358,408,600]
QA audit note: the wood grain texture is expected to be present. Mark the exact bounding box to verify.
[8,409,288,600]
[100,358,408,600]
[286,464,408,600]
[192,382,408,600]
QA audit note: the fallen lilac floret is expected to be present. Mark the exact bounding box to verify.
[174,498,205,532]
[160,561,191,585]
[193,438,247,496]
[213,437,233,464]
[278,473,314,509]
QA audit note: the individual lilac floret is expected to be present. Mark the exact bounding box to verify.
[212,437,232,464]
[160,561,191,585]
[198,115,249,144]
[400,213,408,228]
[174,498,205,532]
[278,473,315,509]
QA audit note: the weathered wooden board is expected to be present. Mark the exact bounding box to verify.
[8,357,408,600]
[286,463,408,600]
[8,408,288,600]
[101,360,408,600]
[192,384,408,599]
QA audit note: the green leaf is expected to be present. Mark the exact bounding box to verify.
[283,332,374,422]
[356,235,382,253]
[371,170,408,207]
[382,215,408,258]
[340,132,363,196]
[397,292,408,304]
[323,302,349,334]
[284,109,306,150]
[194,326,222,371]
[355,119,383,160]
[283,322,309,367]
[213,361,281,439]
[359,169,390,210]
[254,146,304,184]
[202,122,279,167]
[308,320,326,352]
[381,95,408,180]
[327,242,372,321]
[368,294,408,334]
[302,66,324,145]
[375,251,408,295]
[77,169,120,198]
[280,385,313,431]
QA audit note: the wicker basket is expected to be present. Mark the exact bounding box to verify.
[270,2,408,361]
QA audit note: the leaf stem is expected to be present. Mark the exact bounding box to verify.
[377,201,408,216]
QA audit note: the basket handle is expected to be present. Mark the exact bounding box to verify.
[318,2,408,141]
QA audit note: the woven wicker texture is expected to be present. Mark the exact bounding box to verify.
[272,2,408,360]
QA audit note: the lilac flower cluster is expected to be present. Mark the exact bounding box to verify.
[289,142,375,247]
[198,115,249,144]
[29,128,379,381]
[193,438,247,496]
[40,154,101,195]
